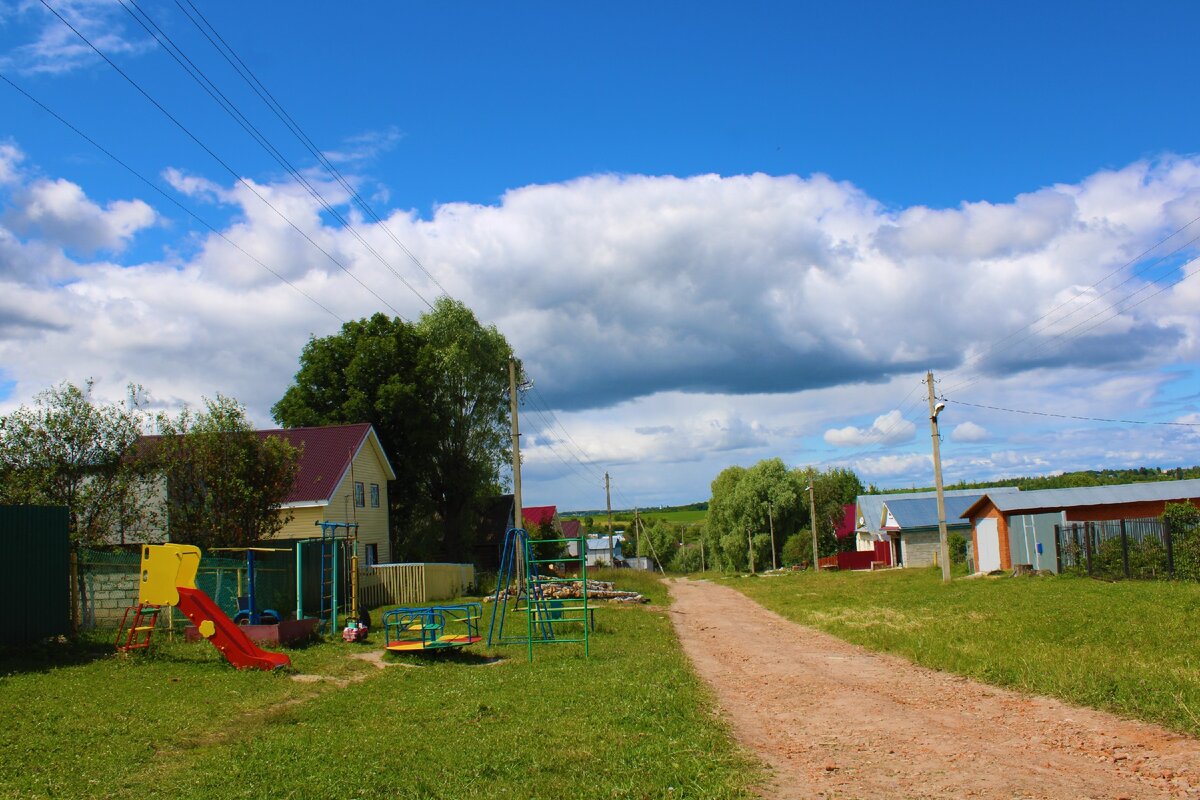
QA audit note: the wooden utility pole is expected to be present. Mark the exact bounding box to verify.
[605,472,614,565]
[927,370,952,583]
[768,501,777,571]
[634,507,641,562]
[808,471,819,570]
[508,359,523,532]
[747,527,755,573]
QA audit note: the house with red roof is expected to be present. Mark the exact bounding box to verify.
[134,423,397,567]
[265,423,397,566]
[521,505,559,531]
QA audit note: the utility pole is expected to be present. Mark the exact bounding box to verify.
[634,507,641,563]
[927,370,952,583]
[508,359,523,532]
[605,472,614,566]
[768,500,777,571]
[747,526,755,574]
[808,471,819,570]
[699,528,706,572]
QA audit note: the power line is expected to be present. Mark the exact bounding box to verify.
[38,0,405,318]
[945,398,1200,427]
[0,70,343,324]
[116,0,434,311]
[174,0,452,301]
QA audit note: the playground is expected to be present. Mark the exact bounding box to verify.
[0,567,757,799]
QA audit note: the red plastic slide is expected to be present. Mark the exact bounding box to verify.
[175,587,291,670]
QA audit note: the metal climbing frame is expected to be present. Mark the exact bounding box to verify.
[487,527,589,661]
[294,521,358,632]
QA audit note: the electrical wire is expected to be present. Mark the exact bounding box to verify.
[116,0,434,311]
[945,398,1200,427]
[174,0,452,300]
[0,71,343,324]
[37,0,405,318]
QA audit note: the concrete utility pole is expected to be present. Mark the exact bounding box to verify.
[700,529,706,572]
[927,370,952,583]
[747,527,755,573]
[634,507,641,561]
[508,359,523,532]
[605,472,614,565]
[768,500,777,571]
[808,472,819,570]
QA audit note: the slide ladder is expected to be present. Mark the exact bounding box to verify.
[115,603,161,652]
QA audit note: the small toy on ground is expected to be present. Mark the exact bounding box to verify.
[383,603,482,652]
[342,618,369,642]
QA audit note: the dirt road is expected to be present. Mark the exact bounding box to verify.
[667,579,1200,800]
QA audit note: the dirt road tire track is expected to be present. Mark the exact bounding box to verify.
[667,578,1200,800]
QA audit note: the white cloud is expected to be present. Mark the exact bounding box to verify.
[323,127,405,165]
[7,178,156,253]
[2,149,1200,508]
[0,142,23,185]
[824,410,917,447]
[1,0,155,75]
[950,421,989,442]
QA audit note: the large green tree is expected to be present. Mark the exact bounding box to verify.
[272,299,515,562]
[0,380,155,546]
[155,396,300,550]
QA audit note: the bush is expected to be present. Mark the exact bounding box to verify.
[947,532,968,564]
[781,532,809,567]
[669,545,703,574]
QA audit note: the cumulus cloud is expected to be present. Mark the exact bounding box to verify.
[7,178,156,254]
[2,147,1200,506]
[950,421,990,442]
[824,410,917,447]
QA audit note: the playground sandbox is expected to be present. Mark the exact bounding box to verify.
[184,617,318,646]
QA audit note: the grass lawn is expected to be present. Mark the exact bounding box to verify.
[0,570,759,799]
[724,567,1200,737]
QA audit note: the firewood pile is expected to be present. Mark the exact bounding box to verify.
[484,579,648,604]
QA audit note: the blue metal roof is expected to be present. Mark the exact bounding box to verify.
[856,486,1019,536]
[884,495,983,530]
[961,479,1200,518]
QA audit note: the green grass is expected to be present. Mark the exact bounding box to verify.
[724,567,1200,737]
[1,571,758,799]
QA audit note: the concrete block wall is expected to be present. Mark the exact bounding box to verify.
[79,570,140,629]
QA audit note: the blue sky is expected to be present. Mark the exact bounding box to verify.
[1,1,1199,511]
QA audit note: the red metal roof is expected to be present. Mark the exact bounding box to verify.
[254,423,376,505]
[561,519,582,539]
[522,505,557,528]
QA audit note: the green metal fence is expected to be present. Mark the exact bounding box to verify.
[0,505,70,645]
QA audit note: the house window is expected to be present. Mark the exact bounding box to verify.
[370,483,380,508]
[364,543,378,567]
[354,481,365,508]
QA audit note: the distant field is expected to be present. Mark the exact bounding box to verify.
[563,505,707,525]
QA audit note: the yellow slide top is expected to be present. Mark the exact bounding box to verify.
[138,543,202,607]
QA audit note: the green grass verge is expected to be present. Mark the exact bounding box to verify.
[723,567,1200,737]
[1,570,758,799]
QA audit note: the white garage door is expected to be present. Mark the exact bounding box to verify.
[976,517,1001,573]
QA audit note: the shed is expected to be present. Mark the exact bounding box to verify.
[961,479,1200,574]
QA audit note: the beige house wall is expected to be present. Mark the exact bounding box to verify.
[272,438,392,563]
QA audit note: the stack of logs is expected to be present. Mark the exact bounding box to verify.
[486,579,648,604]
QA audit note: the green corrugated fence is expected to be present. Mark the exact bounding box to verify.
[0,505,70,645]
